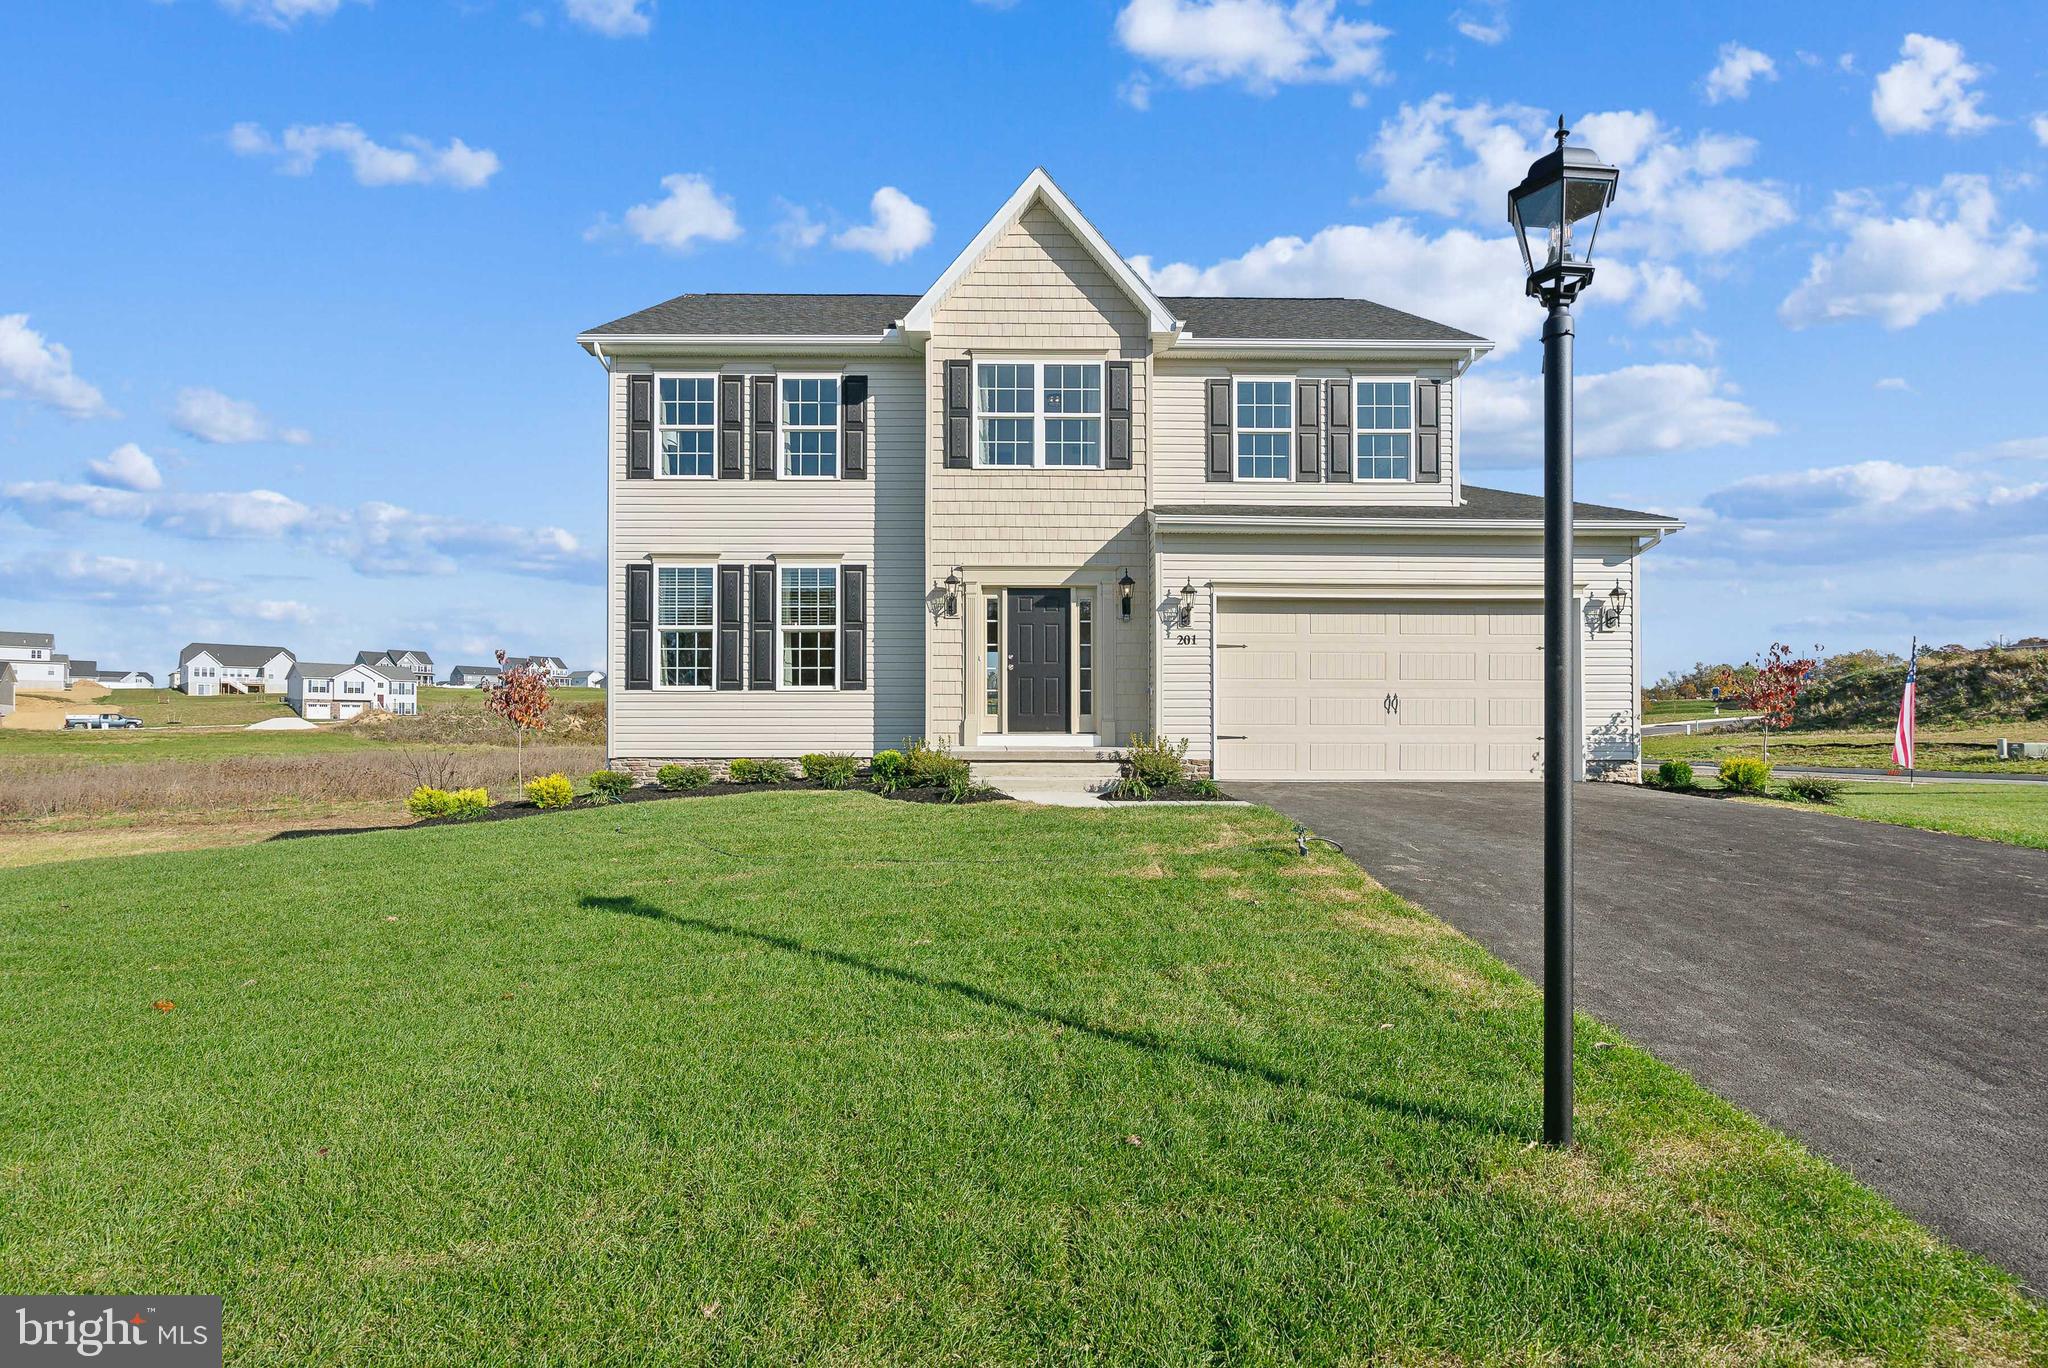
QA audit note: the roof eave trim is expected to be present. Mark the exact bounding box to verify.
[1152,513,1686,535]
[577,331,911,352]
[1165,336,1495,354]
[900,168,1181,337]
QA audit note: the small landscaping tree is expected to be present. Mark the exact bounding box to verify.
[1718,641,1819,761]
[486,649,553,785]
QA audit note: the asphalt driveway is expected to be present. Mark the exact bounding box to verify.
[1234,780,2048,1294]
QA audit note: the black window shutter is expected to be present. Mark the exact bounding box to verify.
[625,562,653,689]
[1294,378,1320,481]
[719,374,745,479]
[626,373,654,479]
[1416,378,1442,483]
[1105,361,1132,470]
[839,563,867,690]
[944,359,971,468]
[1327,378,1354,483]
[751,375,777,480]
[1205,377,1232,481]
[749,563,776,690]
[716,564,744,690]
[841,375,868,480]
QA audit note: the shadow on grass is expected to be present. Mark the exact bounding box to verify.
[581,892,1528,1143]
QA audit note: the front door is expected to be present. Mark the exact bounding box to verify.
[1006,588,1070,733]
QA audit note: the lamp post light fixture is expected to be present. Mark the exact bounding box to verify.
[1176,578,1198,627]
[1118,568,1135,620]
[1510,116,1620,1151]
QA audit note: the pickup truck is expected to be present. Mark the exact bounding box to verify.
[64,713,143,730]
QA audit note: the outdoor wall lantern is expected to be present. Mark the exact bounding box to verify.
[929,566,965,619]
[1118,568,1135,620]
[1599,582,1628,631]
[1176,578,1197,627]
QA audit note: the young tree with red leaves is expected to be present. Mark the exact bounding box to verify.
[1718,642,1820,762]
[486,649,553,784]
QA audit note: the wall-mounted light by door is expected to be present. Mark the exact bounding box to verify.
[1118,568,1135,620]
[929,566,965,619]
[1177,578,1198,627]
[1597,581,1627,632]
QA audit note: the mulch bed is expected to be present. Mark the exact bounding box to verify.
[1099,782,1241,803]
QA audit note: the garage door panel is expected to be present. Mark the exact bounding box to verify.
[1219,739,1295,774]
[1488,611,1542,635]
[1400,612,1476,635]
[1490,742,1540,774]
[1489,697,1541,727]
[1402,697,1476,727]
[1309,611,1387,635]
[1222,650,1297,681]
[1399,652,1476,681]
[1309,741,1386,773]
[1221,695,1296,727]
[1399,741,1475,773]
[1308,650,1385,681]
[1489,653,1542,681]
[1308,696,1386,728]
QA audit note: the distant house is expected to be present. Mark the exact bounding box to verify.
[172,642,295,696]
[448,665,503,688]
[0,662,15,717]
[65,658,99,685]
[354,648,435,685]
[0,631,66,690]
[94,670,155,689]
[502,655,571,686]
[568,669,606,688]
[288,660,420,720]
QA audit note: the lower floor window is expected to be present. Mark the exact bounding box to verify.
[1356,432,1412,480]
[780,565,838,687]
[658,565,714,687]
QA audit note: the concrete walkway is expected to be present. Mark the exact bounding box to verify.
[1234,780,2048,1293]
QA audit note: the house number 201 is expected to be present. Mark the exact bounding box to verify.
[1174,632,1199,646]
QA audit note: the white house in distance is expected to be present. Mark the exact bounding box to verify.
[447,664,503,688]
[172,643,295,695]
[0,631,68,690]
[502,655,571,686]
[288,660,420,720]
[355,649,435,685]
[568,669,606,688]
[0,662,15,718]
[94,669,155,689]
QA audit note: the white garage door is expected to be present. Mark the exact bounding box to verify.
[336,700,365,719]
[1215,598,1544,781]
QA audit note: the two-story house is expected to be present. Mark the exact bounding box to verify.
[581,171,1679,784]
[354,649,436,686]
[0,631,68,691]
[288,660,419,720]
[172,643,296,695]
[502,655,572,686]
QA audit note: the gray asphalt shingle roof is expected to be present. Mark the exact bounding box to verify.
[180,642,293,668]
[582,292,1481,344]
[1155,486,1676,524]
[0,631,55,650]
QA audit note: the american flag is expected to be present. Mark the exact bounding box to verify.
[1891,642,1917,773]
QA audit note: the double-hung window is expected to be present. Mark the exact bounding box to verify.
[1355,379,1414,481]
[657,565,714,688]
[781,376,839,478]
[779,565,838,688]
[975,361,1104,467]
[657,376,716,477]
[1234,379,1292,480]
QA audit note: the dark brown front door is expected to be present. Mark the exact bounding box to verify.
[1007,588,1070,733]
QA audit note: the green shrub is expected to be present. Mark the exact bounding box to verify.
[801,752,860,790]
[1186,776,1223,799]
[1123,733,1188,789]
[1109,775,1151,800]
[525,773,575,809]
[656,763,712,791]
[1781,774,1845,805]
[870,749,907,794]
[729,757,793,785]
[1654,759,1696,790]
[586,769,633,804]
[406,785,455,818]
[901,738,971,794]
[446,787,490,820]
[1718,757,1772,795]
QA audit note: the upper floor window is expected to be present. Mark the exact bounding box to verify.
[1355,379,1413,481]
[658,376,716,478]
[1235,379,1292,481]
[975,361,1103,468]
[781,376,839,478]
[657,565,714,688]
[780,565,838,688]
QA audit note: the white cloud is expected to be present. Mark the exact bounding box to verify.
[1364,98,1796,262]
[2033,114,2048,148]
[0,314,113,419]
[1700,458,2048,564]
[771,201,826,256]
[1451,2,1507,45]
[1704,43,1776,103]
[563,0,651,36]
[832,187,934,263]
[0,551,229,606]
[1114,0,1388,94]
[1119,74,1155,110]
[1780,175,2040,329]
[216,0,361,28]
[596,173,742,254]
[1871,34,1994,135]
[86,443,164,492]
[1460,363,1776,464]
[170,387,312,445]
[0,481,597,581]
[1875,376,1912,392]
[241,598,318,625]
[229,122,500,190]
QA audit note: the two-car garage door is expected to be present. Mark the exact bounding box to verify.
[1215,598,1544,781]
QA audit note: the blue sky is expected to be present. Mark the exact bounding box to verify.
[3,0,2045,680]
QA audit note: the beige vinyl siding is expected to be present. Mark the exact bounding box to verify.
[1153,359,1460,507]
[607,355,924,758]
[924,202,1154,745]
[1156,533,1642,775]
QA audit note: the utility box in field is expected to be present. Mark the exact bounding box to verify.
[1997,739,2048,760]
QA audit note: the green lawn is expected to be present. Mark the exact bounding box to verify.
[1646,726,2048,775]
[1642,698,1741,721]
[419,684,603,712]
[0,726,391,767]
[2,796,2039,1365]
[1732,781,2048,851]
[90,687,298,727]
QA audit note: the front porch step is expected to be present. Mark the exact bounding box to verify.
[968,758,1122,787]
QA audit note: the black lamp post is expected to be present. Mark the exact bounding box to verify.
[1509,117,1619,1150]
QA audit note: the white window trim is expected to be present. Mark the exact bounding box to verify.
[1230,373,1296,483]
[653,371,719,481]
[776,561,841,691]
[969,357,1108,471]
[1350,373,1418,483]
[653,563,717,692]
[776,373,843,481]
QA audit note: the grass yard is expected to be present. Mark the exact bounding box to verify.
[1646,725,2048,775]
[0,726,393,767]
[1642,698,1740,722]
[2,796,2040,1365]
[1725,781,2048,851]
[419,684,603,712]
[87,687,300,728]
